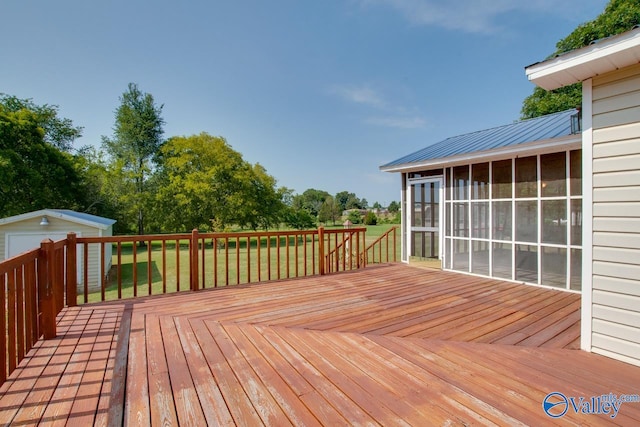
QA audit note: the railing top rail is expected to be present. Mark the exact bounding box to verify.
[0,248,40,274]
[52,239,67,250]
[365,226,398,252]
[76,228,337,244]
[77,233,192,244]
[200,229,319,239]
[323,227,366,234]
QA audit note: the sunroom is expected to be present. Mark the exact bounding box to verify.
[381,108,583,291]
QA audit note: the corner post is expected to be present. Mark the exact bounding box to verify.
[66,233,77,307]
[190,229,200,291]
[318,226,325,275]
[39,239,57,339]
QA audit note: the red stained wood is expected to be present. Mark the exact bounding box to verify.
[1,264,640,426]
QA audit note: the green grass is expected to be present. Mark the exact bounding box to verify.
[82,224,400,304]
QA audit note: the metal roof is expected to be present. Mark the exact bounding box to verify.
[380,108,578,170]
[0,209,116,229]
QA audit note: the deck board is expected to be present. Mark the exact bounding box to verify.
[2,264,640,426]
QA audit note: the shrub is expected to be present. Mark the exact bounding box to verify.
[364,211,377,225]
[347,210,362,224]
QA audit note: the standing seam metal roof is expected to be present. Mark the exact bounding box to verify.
[381,108,577,168]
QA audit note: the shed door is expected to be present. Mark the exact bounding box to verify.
[5,232,83,283]
[6,232,70,258]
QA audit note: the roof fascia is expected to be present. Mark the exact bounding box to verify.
[379,134,581,173]
[526,27,640,90]
[0,209,111,230]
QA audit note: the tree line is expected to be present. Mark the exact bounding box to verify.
[1,85,397,234]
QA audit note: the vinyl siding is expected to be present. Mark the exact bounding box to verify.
[591,64,640,366]
[0,215,111,293]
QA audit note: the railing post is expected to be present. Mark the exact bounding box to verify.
[66,233,77,307]
[39,239,57,339]
[362,228,366,268]
[393,226,397,262]
[190,229,200,291]
[318,226,325,275]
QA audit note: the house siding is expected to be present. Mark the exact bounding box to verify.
[591,63,640,366]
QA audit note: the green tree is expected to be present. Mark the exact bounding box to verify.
[521,0,640,119]
[284,207,316,230]
[241,163,286,230]
[154,133,284,232]
[318,196,340,225]
[0,106,85,216]
[364,211,377,226]
[73,145,120,221]
[388,201,400,213]
[102,83,164,235]
[347,210,363,224]
[335,191,365,210]
[0,94,83,151]
[293,189,330,217]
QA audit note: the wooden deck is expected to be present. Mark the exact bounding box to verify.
[1,264,639,426]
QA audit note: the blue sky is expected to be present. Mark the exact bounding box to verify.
[2,0,608,206]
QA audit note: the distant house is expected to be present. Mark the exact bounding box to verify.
[381,27,640,367]
[0,209,116,292]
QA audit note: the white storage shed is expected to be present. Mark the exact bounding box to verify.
[0,209,116,291]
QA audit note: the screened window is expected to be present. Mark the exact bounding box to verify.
[442,150,581,290]
[492,159,512,199]
[515,156,537,198]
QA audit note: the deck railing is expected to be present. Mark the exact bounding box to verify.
[1,225,399,386]
[1,239,66,385]
[364,226,398,265]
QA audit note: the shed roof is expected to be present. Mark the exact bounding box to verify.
[380,108,578,172]
[0,209,116,230]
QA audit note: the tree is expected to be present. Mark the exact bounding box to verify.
[364,211,377,225]
[318,196,341,225]
[0,94,83,151]
[73,145,120,223]
[347,210,363,224]
[102,83,164,235]
[241,163,286,230]
[335,191,365,210]
[521,0,640,119]
[0,106,85,216]
[153,133,284,232]
[293,189,330,217]
[388,201,400,213]
[284,207,316,230]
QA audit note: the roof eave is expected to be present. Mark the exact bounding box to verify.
[525,27,640,91]
[0,209,115,230]
[379,134,581,173]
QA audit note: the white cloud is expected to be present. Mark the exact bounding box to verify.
[330,84,386,108]
[329,83,428,129]
[365,115,427,129]
[359,0,599,34]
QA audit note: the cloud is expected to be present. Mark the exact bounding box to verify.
[365,116,427,129]
[329,83,428,129]
[359,0,591,34]
[329,84,385,108]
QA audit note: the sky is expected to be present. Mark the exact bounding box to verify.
[1,0,609,206]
